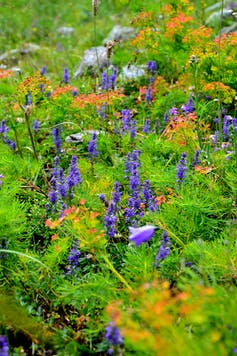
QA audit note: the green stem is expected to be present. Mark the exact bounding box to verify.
[102,254,133,292]
[0,249,50,270]
[24,109,38,161]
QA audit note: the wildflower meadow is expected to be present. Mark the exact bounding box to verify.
[0,0,237,354]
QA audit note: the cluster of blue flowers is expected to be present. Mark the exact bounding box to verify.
[88,132,99,161]
[0,335,9,356]
[0,119,16,151]
[155,231,171,267]
[103,181,122,238]
[105,321,123,355]
[176,152,187,185]
[125,150,158,226]
[52,126,63,153]
[120,109,137,139]
[47,155,82,213]
[101,68,117,91]
[66,240,80,276]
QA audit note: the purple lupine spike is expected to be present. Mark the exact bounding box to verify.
[3,137,16,151]
[145,86,152,104]
[142,180,158,212]
[67,155,82,189]
[108,68,117,89]
[0,120,9,134]
[176,152,187,184]
[192,149,200,167]
[112,181,122,204]
[32,120,40,134]
[181,97,195,113]
[104,200,117,238]
[63,68,70,84]
[88,132,99,160]
[156,230,171,267]
[52,127,62,153]
[147,60,157,74]
[102,71,108,90]
[66,240,80,276]
[222,115,231,140]
[105,321,123,355]
[143,118,151,134]
[58,167,68,199]
[25,92,33,106]
[169,107,178,117]
[0,335,9,356]
[40,66,47,75]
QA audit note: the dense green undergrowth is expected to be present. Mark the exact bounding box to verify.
[0,0,237,355]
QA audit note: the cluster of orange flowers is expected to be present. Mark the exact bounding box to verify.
[17,72,51,99]
[164,12,193,40]
[130,11,153,26]
[106,281,215,355]
[0,69,13,79]
[52,85,78,98]
[71,90,125,109]
[203,81,236,104]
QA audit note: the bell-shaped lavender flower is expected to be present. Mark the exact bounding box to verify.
[128,225,156,246]
[0,335,9,356]
[155,230,171,267]
[88,132,99,161]
[63,68,70,84]
[105,321,123,355]
[52,127,62,153]
[176,152,187,184]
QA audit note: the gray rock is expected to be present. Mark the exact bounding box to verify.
[65,130,104,144]
[74,46,109,78]
[119,65,146,80]
[0,43,40,64]
[205,1,229,13]
[206,8,234,25]
[220,22,237,35]
[103,25,136,45]
[57,26,75,36]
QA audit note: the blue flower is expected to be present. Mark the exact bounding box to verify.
[128,225,156,246]
[0,335,9,356]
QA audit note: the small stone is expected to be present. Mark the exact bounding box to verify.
[74,46,109,78]
[57,26,75,36]
[103,25,136,45]
[119,65,146,80]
